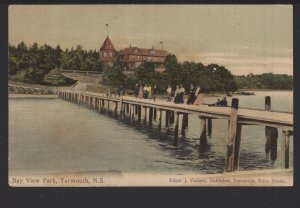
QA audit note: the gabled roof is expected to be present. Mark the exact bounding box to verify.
[100,36,116,51]
[120,46,169,57]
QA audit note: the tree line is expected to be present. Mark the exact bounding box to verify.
[104,54,238,93]
[234,73,293,90]
[9,42,102,85]
[9,42,292,91]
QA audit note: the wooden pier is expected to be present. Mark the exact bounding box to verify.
[58,90,293,172]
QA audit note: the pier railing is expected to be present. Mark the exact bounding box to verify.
[58,90,293,172]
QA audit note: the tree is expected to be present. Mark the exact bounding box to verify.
[43,68,75,85]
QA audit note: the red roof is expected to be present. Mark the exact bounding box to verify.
[100,36,116,51]
[120,47,169,57]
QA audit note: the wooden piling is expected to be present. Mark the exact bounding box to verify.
[158,109,162,131]
[226,98,242,172]
[143,106,147,125]
[282,130,292,169]
[106,100,110,114]
[181,114,188,136]
[174,112,179,146]
[149,107,153,127]
[233,124,242,171]
[199,118,208,152]
[154,108,157,121]
[138,105,142,122]
[113,102,118,117]
[130,105,135,124]
[165,110,170,128]
[265,96,278,161]
[170,111,175,124]
[207,118,212,138]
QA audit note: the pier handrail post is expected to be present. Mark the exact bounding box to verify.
[265,96,278,161]
[226,98,242,172]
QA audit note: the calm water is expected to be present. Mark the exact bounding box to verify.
[9,91,293,176]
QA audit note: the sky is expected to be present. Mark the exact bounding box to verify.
[9,5,293,75]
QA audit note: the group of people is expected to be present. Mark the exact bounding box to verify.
[135,83,159,101]
[167,84,204,105]
[116,83,228,107]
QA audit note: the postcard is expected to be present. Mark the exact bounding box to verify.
[8,5,293,187]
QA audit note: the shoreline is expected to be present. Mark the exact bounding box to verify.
[9,94,58,99]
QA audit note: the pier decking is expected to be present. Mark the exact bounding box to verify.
[58,90,293,172]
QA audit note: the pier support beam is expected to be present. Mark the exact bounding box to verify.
[282,130,292,169]
[149,107,153,127]
[130,105,135,124]
[265,96,278,161]
[165,110,170,128]
[106,100,110,114]
[226,98,242,172]
[138,105,142,122]
[143,107,147,126]
[181,113,189,136]
[199,118,208,152]
[158,109,162,131]
[207,118,212,138]
[174,112,179,146]
[113,102,118,117]
[154,108,157,121]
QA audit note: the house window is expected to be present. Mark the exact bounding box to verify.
[103,52,107,57]
[109,53,112,57]
[148,57,151,61]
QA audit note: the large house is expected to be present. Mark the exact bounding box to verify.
[99,36,169,73]
[119,46,169,71]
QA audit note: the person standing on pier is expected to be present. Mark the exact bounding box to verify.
[193,86,204,105]
[143,84,149,99]
[167,85,172,102]
[148,84,152,99]
[138,84,144,99]
[174,85,181,104]
[134,83,139,98]
[152,84,158,101]
[179,84,185,103]
[117,84,124,97]
[187,84,196,104]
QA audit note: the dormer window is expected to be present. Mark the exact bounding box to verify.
[150,50,155,55]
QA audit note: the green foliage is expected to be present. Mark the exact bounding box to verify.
[103,63,126,87]
[44,68,76,86]
[235,73,293,90]
[8,42,102,85]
